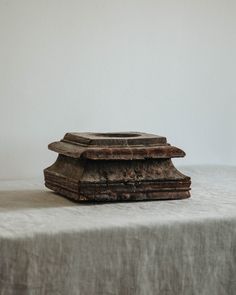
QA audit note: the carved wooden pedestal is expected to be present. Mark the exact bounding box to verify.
[44,132,191,202]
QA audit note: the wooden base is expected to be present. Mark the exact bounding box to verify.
[44,154,191,202]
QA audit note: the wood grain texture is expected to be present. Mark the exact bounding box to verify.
[44,132,191,202]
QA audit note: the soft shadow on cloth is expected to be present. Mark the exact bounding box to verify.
[0,190,76,212]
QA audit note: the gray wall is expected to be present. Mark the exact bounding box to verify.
[0,0,235,179]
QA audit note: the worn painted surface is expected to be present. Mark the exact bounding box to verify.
[44,132,191,201]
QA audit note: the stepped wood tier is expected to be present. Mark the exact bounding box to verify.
[44,132,191,202]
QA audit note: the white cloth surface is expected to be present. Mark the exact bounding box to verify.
[0,166,235,295]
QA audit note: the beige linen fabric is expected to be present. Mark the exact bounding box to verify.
[0,166,235,295]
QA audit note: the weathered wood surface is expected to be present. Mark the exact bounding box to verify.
[44,132,191,202]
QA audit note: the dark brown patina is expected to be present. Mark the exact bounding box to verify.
[44,132,191,202]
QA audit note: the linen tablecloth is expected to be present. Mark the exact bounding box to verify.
[0,166,235,295]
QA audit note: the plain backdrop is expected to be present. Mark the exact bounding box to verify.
[0,0,235,179]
